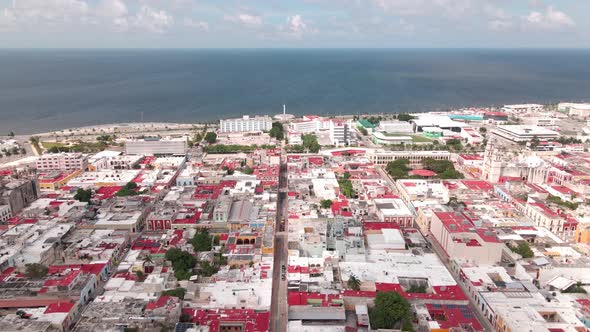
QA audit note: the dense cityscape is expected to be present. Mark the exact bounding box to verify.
[0,102,590,332]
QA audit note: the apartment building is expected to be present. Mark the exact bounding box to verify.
[125,137,187,155]
[329,119,357,146]
[366,150,451,167]
[219,115,272,133]
[36,153,87,171]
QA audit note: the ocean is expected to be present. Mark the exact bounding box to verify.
[0,48,589,134]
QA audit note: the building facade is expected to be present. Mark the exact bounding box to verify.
[491,125,559,144]
[559,102,590,118]
[329,120,357,146]
[36,153,87,171]
[219,115,272,133]
[0,179,38,215]
[366,150,451,168]
[502,104,544,114]
[125,138,187,155]
[0,205,11,223]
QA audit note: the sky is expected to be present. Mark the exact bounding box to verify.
[0,0,588,48]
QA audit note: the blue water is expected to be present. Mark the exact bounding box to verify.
[0,49,589,134]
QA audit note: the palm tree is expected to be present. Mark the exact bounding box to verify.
[142,254,154,273]
[347,274,362,291]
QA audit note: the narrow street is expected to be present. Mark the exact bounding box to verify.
[427,232,494,332]
[270,161,289,332]
[378,164,493,331]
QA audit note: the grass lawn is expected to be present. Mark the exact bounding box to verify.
[411,135,433,143]
[41,141,69,149]
[382,133,433,143]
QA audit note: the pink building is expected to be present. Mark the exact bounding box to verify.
[430,211,503,264]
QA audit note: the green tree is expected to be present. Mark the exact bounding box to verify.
[194,133,203,143]
[204,132,217,144]
[302,134,321,153]
[479,127,487,134]
[369,291,413,331]
[338,179,355,198]
[179,313,192,323]
[437,169,465,179]
[530,135,540,149]
[407,284,427,293]
[547,195,579,210]
[358,127,368,136]
[116,182,140,197]
[510,242,534,258]
[347,274,361,291]
[165,248,197,280]
[192,229,213,252]
[199,261,219,277]
[386,158,411,180]
[74,188,92,202]
[320,200,333,209]
[8,131,15,137]
[25,263,48,279]
[242,166,254,174]
[175,269,192,280]
[161,287,187,299]
[366,116,382,125]
[135,270,146,282]
[397,114,415,122]
[269,122,285,140]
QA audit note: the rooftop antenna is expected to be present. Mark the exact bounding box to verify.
[141,111,144,122]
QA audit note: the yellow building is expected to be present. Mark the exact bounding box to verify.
[38,169,83,191]
[575,224,590,243]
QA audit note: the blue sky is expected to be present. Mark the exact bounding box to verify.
[0,0,588,48]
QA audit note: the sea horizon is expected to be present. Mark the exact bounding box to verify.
[1,48,589,134]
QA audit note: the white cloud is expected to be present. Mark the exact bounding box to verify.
[488,19,512,31]
[483,4,508,20]
[0,8,17,31]
[286,14,308,37]
[183,18,209,31]
[523,6,574,30]
[0,0,173,33]
[2,0,89,25]
[374,0,473,18]
[97,0,127,18]
[225,13,263,28]
[131,6,173,33]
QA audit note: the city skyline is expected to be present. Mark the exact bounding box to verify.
[0,0,589,48]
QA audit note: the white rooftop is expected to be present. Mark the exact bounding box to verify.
[339,251,456,287]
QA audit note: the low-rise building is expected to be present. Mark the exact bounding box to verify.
[94,197,149,232]
[68,170,140,187]
[220,115,273,133]
[371,132,413,145]
[38,169,83,191]
[36,153,87,172]
[0,178,39,215]
[375,120,413,134]
[559,102,590,118]
[430,211,503,264]
[372,198,414,227]
[329,119,357,146]
[125,137,187,155]
[0,204,10,222]
[491,125,559,143]
[366,150,452,167]
[502,103,544,114]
